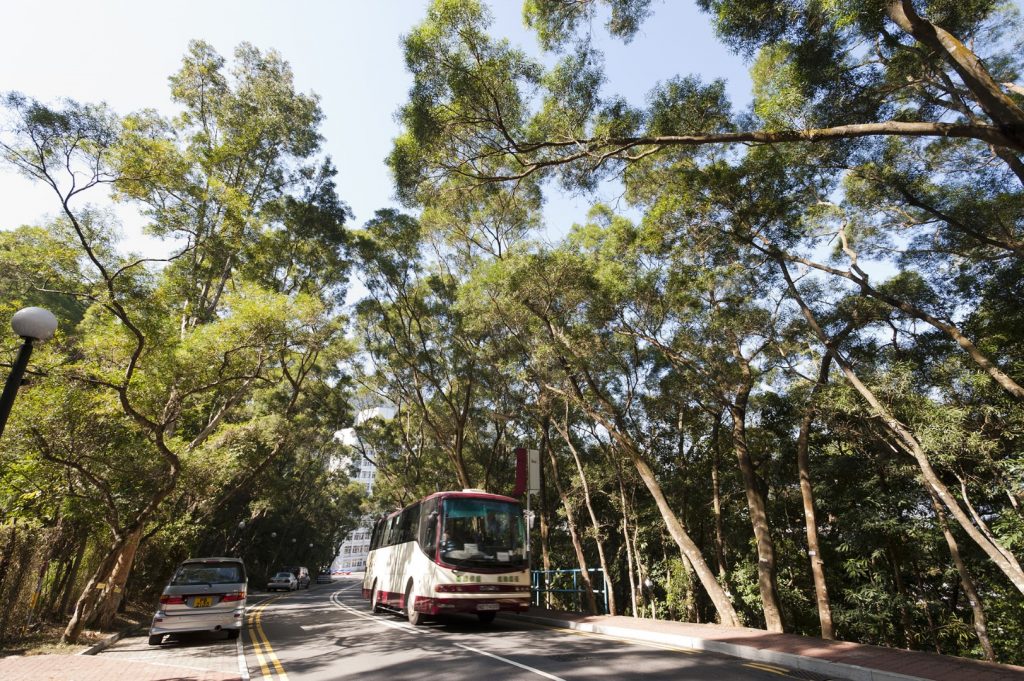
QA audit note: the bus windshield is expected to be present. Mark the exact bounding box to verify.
[440,497,526,569]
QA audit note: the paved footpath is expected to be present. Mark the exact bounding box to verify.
[0,628,244,681]
[0,652,241,681]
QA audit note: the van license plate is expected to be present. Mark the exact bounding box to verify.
[193,596,213,608]
[477,603,499,611]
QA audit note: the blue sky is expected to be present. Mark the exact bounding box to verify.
[0,0,752,255]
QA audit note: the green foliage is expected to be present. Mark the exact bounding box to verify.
[0,40,358,641]
[523,0,653,51]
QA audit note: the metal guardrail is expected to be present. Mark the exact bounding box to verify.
[531,568,609,615]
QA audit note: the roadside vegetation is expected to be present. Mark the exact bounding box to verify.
[0,42,364,650]
[2,0,1023,665]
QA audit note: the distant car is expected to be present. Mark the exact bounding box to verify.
[281,565,310,589]
[149,557,247,645]
[316,572,332,584]
[267,571,298,591]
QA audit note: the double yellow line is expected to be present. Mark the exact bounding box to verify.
[248,595,289,680]
[742,662,795,677]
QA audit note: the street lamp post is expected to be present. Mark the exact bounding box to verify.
[0,307,58,440]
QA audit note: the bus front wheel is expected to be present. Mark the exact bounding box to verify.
[406,583,422,626]
[477,612,496,624]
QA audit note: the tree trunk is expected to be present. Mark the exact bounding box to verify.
[94,526,145,630]
[710,417,729,579]
[546,441,599,614]
[623,442,740,626]
[528,306,738,625]
[911,559,943,654]
[796,353,836,639]
[926,488,997,661]
[567,377,739,624]
[616,459,640,617]
[728,395,785,632]
[62,536,125,643]
[539,413,553,608]
[780,260,1024,596]
[886,0,1024,148]
[554,416,617,615]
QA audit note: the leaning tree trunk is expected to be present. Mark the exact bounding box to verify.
[532,309,739,625]
[780,260,1024,596]
[926,488,996,661]
[62,536,125,643]
[615,458,640,617]
[561,373,740,624]
[795,352,837,639]
[728,390,785,633]
[623,440,740,626]
[546,441,599,614]
[95,526,145,629]
[709,417,729,579]
[0,535,32,645]
[0,520,19,609]
[555,417,617,615]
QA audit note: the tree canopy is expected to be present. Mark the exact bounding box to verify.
[1,1,1023,665]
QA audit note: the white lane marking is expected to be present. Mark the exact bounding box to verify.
[454,642,568,681]
[329,587,567,681]
[329,591,424,634]
[236,629,250,680]
[334,581,361,592]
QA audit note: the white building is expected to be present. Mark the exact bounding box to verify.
[332,406,394,573]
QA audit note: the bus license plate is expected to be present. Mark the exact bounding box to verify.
[477,603,499,611]
[192,596,213,608]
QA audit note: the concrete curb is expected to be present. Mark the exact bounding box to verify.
[77,626,145,656]
[512,613,926,681]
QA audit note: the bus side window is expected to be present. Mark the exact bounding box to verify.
[399,506,420,544]
[419,499,438,555]
[385,515,399,546]
[369,520,381,551]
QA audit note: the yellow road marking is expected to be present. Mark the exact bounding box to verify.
[256,606,288,678]
[248,621,271,679]
[247,600,273,679]
[247,595,289,680]
[743,662,789,675]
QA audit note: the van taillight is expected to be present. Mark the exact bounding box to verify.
[222,591,245,602]
[159,595,185,605]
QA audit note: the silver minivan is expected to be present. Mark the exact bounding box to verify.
[149,557,247,645]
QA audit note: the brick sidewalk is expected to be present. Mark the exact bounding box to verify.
[512,608,1024,681]
[0,653,242,681]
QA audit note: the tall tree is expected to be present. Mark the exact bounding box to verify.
[0,40,352,641]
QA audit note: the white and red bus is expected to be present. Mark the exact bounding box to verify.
[362,489,530,625]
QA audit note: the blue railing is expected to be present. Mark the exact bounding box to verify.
[531,568,609,615]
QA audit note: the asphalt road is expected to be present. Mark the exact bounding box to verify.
[101,578,803,680]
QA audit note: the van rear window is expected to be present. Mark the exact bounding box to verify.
[171,562,244,585]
